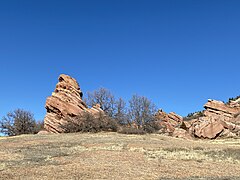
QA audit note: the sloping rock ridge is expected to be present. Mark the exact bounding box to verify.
[44,74,104,133]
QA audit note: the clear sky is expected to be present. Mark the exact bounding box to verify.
[0,0,240,121]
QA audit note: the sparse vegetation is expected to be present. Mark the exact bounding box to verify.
[227,95,240,104]
[1,133,240,179]
[183,111,204,121]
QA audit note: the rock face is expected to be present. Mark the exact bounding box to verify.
[44,74,104,133]
[203,99,240,122]
[192,119,225,139]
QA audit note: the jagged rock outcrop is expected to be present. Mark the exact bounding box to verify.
[155,110,183,134]
[44,74,104,133]
[189,98,240,139]
[203,99,240,122]
[157,98,240,139]
[155,110,192,139]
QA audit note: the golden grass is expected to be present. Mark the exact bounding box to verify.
[0,133,240,179]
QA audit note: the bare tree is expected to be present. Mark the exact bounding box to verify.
[85,88,116,117]
[85,88,158,129]
[128,95,157,127]
[114,98,128,125]
[61,111,118,133]
[0,109,38,136]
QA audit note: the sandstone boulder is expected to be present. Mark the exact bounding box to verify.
[194,120,224,139]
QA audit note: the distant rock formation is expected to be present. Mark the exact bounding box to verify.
[156,98,240,139]
[44,74,104,133]
[187,99,239,139]
[189,99,240,139]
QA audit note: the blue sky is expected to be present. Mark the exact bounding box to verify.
[0,0,240,121]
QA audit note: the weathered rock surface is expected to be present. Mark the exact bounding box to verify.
[155,110,183,134]
[187,98,240,139]
[157,98,240,139]
[172,128,192,140]
[203,99,240,122]
[44,74,103,133]
[193,120,224,139]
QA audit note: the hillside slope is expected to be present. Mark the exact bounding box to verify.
[0,133,240,179]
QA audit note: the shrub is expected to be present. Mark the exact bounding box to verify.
[183,111,204,121]
[143,120,162,133]
[118,127,146,135]
[227,95,240,104]
[0,109,41,136]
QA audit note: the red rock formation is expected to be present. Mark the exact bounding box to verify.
[203,99,240,122]
[44,74,104,133]
[189,99,240,139]
[155,110,183,134]
[158,98,240,139]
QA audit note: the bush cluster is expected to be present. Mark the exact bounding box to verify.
[227,95,240,104]
[61,112,118,133]
[183,111,204,121]
[143,120,162,133]
[118,127,146,135]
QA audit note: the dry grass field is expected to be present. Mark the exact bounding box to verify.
[0,132,240,180]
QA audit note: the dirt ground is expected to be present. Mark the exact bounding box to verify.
[0,132,240,180]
